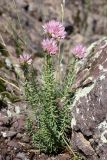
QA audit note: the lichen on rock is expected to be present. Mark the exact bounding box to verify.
[71,37,107,160]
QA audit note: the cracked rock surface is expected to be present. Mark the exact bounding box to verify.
[71,37,107,160]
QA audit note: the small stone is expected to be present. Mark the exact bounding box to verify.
[22,134,30,143]
[38,153,48,160]
[16,133,23,139]
[12,115,25,131]
[15,106,20,114]
[12,121,19,129]
[93,134,100,143]
[1,131,17,138]
[89,138,95,145]
[58,153,71,160]
[7,110,12,117]
[0,117,11,126]
[16,152,29,160]
[72,132,95,156]
[6,155,11,160]
[7,140,20,150]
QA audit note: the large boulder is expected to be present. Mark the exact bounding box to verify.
[71,37,107,160]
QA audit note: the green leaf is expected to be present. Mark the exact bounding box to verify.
[0,80,6,92]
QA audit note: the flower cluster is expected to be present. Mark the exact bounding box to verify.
[71,44,86,59]
[42,20,66,55]
[41,38,58,55]
[19,53,32,65]
[43,20,66,39]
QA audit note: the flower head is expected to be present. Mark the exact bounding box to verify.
[19,53,32,65]
[71,44,86,59]
[43,20,66,39]
[41,38,58,55]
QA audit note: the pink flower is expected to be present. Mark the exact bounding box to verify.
[43,20,66,39]
[41,38,58,55]
[19,53,32,65]
[71,44,86,59]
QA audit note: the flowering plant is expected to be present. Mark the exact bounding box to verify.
[20,18,86,156]
[41,38,58,55]
[43,20,66,39]
[71,44,86,59]
[19,53,32,65]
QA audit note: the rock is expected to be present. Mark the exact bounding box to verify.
[0,116,11,126]
[72,132,95,156]
[71,37,107,159]
[38,154,48,160]
[16,133,23,139]
[16,152,29,160]
[35,153,71,160]
[57,153,71,160]
[21,134,30,143]
[97,144,107,160]
[6,155,11,160]
[1,131,17,138]
[12,115,25,131]
[7,140,20,149]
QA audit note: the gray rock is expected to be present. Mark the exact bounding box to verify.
[16,152,29,160]
[72,132,95,156]
[21,134,30,143]
[71,38,107,160]
[0,116,11,126]
[1,131,17,138]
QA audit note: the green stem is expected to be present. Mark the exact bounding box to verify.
[61,135,77,159]
[57,2,65,84]
[58,41,61,83]
[61,3,64,24]
[63,57,76,96]
[0,76,20,91]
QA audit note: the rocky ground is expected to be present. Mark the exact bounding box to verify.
[0,0,107,159]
